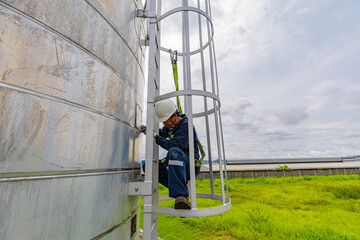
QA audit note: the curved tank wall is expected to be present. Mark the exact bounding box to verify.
[0,0,145,239]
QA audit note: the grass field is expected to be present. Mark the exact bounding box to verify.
[141,174,360,240]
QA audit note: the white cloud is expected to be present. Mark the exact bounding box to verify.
[276,106,308,125]
[211,0,360,158]
[142,0,360,160]
[346,91,360,106]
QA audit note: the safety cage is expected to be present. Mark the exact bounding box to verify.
[128,1,231,239]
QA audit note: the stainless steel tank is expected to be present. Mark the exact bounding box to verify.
[0,0,145,239]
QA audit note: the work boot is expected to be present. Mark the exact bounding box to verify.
[174,196,191,210]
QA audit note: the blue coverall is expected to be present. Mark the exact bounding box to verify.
[155,114,201,198]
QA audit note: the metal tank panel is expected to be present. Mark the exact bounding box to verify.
[1,0,145,88]
[0,171,140,239]
[0,2,144,125]
[0,0,145,239]
[0,90,141,172]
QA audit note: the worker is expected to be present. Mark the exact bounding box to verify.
[141,99,200,209]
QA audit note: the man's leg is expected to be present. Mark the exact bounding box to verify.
[166,147,190,198]
[158,158,168,188]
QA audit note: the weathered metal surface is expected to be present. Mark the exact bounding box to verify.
[1,0,145,88]
[0,171,140,239]
[0,0,145,239]
[0,2,144,126]
[0,90,141,172]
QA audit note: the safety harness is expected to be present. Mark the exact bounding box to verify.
[170,50,205,167]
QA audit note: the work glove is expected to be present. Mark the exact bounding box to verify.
[153,131,158,138]
[140,125,146,134]
[140,125,158,138]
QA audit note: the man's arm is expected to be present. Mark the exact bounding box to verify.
[158,127,169,138]
[156,123,188,151]
[155,135,180,150]
[140,125,169,138]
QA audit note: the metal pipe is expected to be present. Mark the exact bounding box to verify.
[197,0,214,197]
[218,109,229,198]
[155,193,231,217]
[182,0,197,209]
[208,0,229,199]
[205,0,225,204]
[0,169,140,182]
[182,2,188,112]
[143,0,158,239]
[154,89,220,103]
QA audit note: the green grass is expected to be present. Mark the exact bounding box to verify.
[275,165,291,170]
[141,174,360,240]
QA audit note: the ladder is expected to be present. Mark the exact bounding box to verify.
[129,1,230,239]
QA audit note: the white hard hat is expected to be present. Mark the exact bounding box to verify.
[155,99,177,122]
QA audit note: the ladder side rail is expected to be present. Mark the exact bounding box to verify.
[151,1,162,239]
[207,0,229,199]
[218,109,229,198]
[197,0,215,197]
[205,0,226,205]
[211,37,230,199]
[208,1,220,98]
[143,0,159,239]
[182,0,198,209]
[182,2,188,112]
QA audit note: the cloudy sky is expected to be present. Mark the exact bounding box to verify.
[146,0,360,160]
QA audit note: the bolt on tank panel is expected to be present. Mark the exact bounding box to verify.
[0,171,141,240]
[0,89,141,172]
[0,4,144,123]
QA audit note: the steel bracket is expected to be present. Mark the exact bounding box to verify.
[137,9,156,18]
[128,181,153,196]
[143,204,152,214]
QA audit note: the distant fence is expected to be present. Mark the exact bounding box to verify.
[226,156,359,165]
[197,167,360,180]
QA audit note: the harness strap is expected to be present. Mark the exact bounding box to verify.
[170,50,183,115]
[170,49,206,168]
